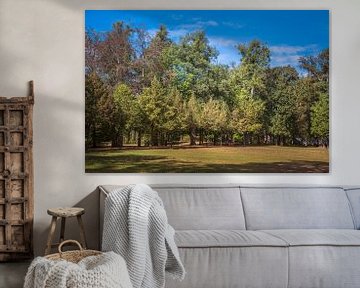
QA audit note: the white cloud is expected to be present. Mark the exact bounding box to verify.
[177,20,219,30]
[270,44,317,55]
[222,21,244,29]
[271,55,302,66]
[270,44,319,67]
[168,28,189,39]
[216,48,240,66]
[208,36,240,65]
[146,27,188,41]
[171,14,184,21]
[198,20,219,27]
[147,28,158,38]
[208,36,238,48]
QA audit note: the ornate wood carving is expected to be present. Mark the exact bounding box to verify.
[0,81,34,261]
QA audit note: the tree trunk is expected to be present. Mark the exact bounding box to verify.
[119,134,123,147]
[221,134,226,146]
[151,127,159,146]
[111,132,123,147]
[164,133,168,147]
[160,132,165,146]
[91,126,96,148]
[189,126,196,145]
[137,131,142,147]
[276,135,280,146]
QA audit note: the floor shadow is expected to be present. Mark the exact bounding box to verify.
[0,260,31,288]
[36,188,100,256]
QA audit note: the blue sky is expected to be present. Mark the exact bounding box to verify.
[85,10,329,68]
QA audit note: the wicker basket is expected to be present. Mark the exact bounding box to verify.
[45,240,102,263]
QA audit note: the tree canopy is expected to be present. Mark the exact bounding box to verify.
[85,22,329,149]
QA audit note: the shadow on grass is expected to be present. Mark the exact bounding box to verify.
[85,153,198,173]
[85,152,329,173]
[199,161,329,173]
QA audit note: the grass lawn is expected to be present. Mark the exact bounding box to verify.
[85,145,329,173]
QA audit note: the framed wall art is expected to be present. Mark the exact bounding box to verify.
[85,10,329,173]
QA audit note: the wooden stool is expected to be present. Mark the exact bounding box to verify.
[45,207,87,255]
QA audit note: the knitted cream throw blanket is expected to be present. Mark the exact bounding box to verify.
[24,251,132,288]
[102,184,185,288]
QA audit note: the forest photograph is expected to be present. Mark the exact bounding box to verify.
[85,10,329,173]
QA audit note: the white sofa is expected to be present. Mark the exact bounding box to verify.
[99,185,360,288]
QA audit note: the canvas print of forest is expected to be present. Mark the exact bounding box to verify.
[85,10,329,173]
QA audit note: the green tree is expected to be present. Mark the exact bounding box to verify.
[85,20,330,150]
[231,40,270,98]
[165,31,218,100]
[299,48,329,83]
[231,92,265,145]
[139,25,172,86]
[112,83,135,147]
[85,73,108,148]
[201,98,229,145]
[184,94,201,145]
[139,78,168,146]
[292,77,318,144]
[229,40,269,144]
[162,88,186,145]
[127,98,147,147]
[265,66,299,145]
[270,104,296,145]
[311,93,329,146]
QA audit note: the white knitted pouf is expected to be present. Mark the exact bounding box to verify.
[24,251,133,288]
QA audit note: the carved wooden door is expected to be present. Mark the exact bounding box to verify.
[0,82,34,261]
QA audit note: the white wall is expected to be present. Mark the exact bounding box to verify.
[0,0,359,256]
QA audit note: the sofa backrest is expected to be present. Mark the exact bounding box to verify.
[154,185,246,230]
[240,187,355,230]
[345,188,360,229]
[100,185,358,231]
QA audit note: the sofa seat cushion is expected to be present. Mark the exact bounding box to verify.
[175,230,288,248]
[166,246,289,288]
[262,229,360,246]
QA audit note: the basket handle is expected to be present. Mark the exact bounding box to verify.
[58,240,83,255]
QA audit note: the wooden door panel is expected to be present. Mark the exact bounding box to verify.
[10,133,24,146]
[0,81,33,261]
[9,110,24,127]
[0,110,4,126]
[10,152,24,174]
[11,180,24,198]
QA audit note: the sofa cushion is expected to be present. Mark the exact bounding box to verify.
[175,230,288,248]
[100,185,246,230]
[345,188,360,229]
[261,230,360,288]
[262,229,360,246]
[288,246,360,288]
[241,187,355,230]
[154,186,246,230]
[165,247,289,288]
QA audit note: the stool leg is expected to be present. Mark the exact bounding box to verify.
[77,215,87,249]
[45,216,57,255]
[60,217,66,243]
